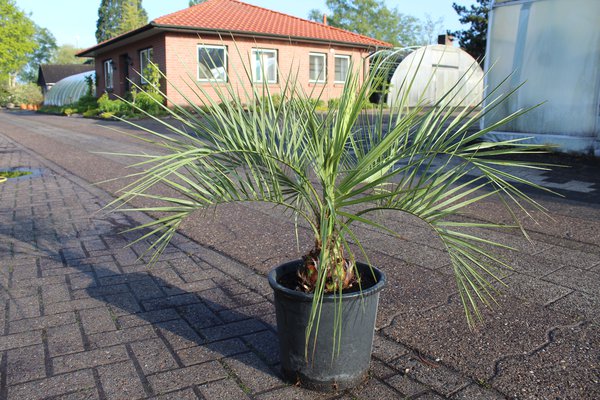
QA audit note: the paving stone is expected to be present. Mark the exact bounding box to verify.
[78,306,117,335]
[372,335,410,363]
[142,293,201,311]
[148,387,198,400]
[129,338,179,375]
[147,361,227,394]
[392,354,470,397]
[0,330,42,351]
[6,344,46,385]
[47,387,100,400]
[155,319,203,350]
[223,351,281,393]
[8,295,40,320]
[129,277,166,300]
[45,298,105,315]
[502,273,573,306]
[42,283,72,304]
[201,319,268,342]
[451,383,506,399]
[68,272,96,290]
[8,369,96,400]
[9,312,76,334]
[47,323,84,357]
[197,378,250,400]
[104,292,142,316]
[543,266,600,296]
[117,308,180,329]
[73,284,129,300]
[87,325,157,349]
[175,338,249,366]
[351,377,403,400]
[385,373,428,397]
[52,345,129,374]
[370,359,397,380]
[177,303,222,329]
[255,384,340,400]
[96,360,148,400]
[547,290,600,323]
[242,330,279,365]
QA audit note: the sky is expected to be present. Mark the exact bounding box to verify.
[15,0,473,48]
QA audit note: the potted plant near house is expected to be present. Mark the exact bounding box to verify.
[110,55,548,392]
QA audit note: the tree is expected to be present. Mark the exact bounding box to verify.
[96,0,148,43]
[451,0,490,63]
[20,26,57,83]
[418,14,445,46]
[188,0,206,6]
[51,45,90,64]
[0,0,37,86]
[120,0,148,33]
[308,0,421,47]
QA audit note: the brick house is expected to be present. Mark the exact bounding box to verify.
[77,0,392,106]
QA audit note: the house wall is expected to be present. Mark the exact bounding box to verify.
[94,33,167,99]
[162,33,371,106]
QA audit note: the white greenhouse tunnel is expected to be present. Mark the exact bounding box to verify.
[482,0,600,155]
[385,45,484,108]
[44,71,96,107]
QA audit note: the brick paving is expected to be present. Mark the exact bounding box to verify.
[0,111,599,399]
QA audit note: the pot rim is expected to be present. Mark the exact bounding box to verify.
[268,259,386,302]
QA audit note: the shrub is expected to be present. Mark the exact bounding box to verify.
[76,95,98,112]
[99,111,115,119]
[97,93,126,114]
[133,91,164,115]
[82,109,99,118]
[12,83,43,105]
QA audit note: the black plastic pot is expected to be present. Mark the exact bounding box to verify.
[268,260,386,392]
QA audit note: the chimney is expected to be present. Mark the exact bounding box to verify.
[323,14,327,25]
[437,34,455,46]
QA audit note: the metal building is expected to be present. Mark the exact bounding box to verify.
[482,0,600,155]
[386,44,484,108]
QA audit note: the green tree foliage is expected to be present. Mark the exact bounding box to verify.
[96,0,148,43]
[451,0,490,63]
[188,0,206,6]
[0,0,37,85]
[308,0,421,47]
[51,45,90,64]
[120,0,148,33]
[20,26,57,83]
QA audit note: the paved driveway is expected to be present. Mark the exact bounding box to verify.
[0,110,598,399]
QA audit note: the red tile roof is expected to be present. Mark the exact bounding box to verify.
[153,0,392,48]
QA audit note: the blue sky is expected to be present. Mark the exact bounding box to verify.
[16,0,472,48]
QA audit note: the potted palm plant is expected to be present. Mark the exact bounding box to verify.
[110,53,548,392]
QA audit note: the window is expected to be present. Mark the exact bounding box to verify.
[139,48,153,84]
[309,53,327,83]
[103,59,114,90]
[334,55,350,83]
[251,49,277,83]
[197,45,227,82]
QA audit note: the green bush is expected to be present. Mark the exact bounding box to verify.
[82,108,99,118]
[0,84,14,107]
[12,83,43,105]
[97,93,126,114]
[76,95,98,112]
[99,111,115,119]
[133,91,164,115]
[63,108,77,116]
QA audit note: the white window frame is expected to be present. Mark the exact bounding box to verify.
[139,47,153,84]
[103,59,114,90]
[309,53,327,83]
[251,48,278,84]
[334,55,350,84]
[197,44,227,82]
